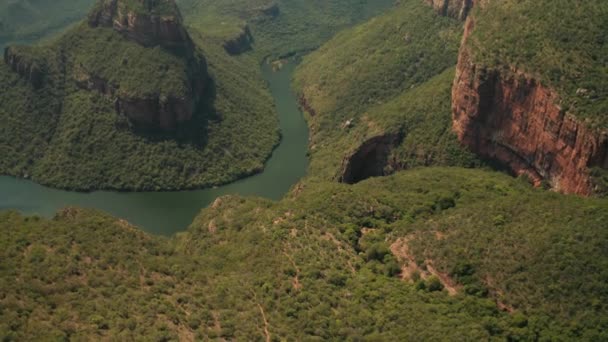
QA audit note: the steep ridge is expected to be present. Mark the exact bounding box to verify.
[450,0,608,195]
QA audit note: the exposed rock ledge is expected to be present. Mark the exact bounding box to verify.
[88,0,193,52]
[74,63,205,132]
[3,46,45,89]
[424,0,475,20]
[452,17,608,196]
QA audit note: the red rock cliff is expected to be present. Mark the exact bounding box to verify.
[452,17,608,196]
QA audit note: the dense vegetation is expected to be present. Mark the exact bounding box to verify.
[0,0,400,191]
[2,0,608,340]
[0,2,280,191]
[177,0,394,59]
[294,0,480,181]
[468,0,608,128]
[2,168,607,340]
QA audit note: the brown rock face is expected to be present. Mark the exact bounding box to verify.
[75,60,206,132]
[424,0,474,20]
[82,0,207,132]
[452,17,608,196]
[88,0,193,52]
[4,46,45,89]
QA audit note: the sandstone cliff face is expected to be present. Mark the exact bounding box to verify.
[424,0,474,20]
[4,46,45,89]
[88,0,193,52]
[75,60,206,132]
[81,0,207,132]
[452,17,608,196]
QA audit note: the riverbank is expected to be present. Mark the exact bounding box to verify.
[0,61,309,235]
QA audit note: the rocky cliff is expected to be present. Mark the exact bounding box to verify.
[88,0,193,53]
[74,56,206,132]
[452,16,608,196]
[82,0,207,132]
[3,46,45,89]
[223,25,253,55]
[424,0,474,20]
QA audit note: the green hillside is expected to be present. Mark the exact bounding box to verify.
[2,168,607,340]
[294,0,480,181]
[1,0,608,340]
[0,1,280,191]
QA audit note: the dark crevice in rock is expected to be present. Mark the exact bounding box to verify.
[223,25,254,55]
[339,132,404,184]
[3,46,46,89]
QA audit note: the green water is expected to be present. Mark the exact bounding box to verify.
[0,61,309,235]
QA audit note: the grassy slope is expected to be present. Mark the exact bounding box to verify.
[468,0,608,128]
[294,0,480,181]
[2,168,607,340]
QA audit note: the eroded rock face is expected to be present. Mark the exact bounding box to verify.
[452,17,608,195]
[223,25,253,55]
[340,133,403,184]
[74,60,206,132]
[424,0,474,20]
[116,94,196,131]
[88,0,193,52]
[81,0,208,132]
[4,46,45,89]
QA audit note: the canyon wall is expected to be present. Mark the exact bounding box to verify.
[74,60,206,132]
[451,16,608,195]
[83,0,207,132]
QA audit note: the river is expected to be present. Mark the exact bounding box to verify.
[0,61,309,235]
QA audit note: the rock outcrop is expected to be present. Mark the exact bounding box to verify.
[88,0,193,53]
[3,46,45,89]
[424,0,474,20]
[223,25,253,55]
[340,133,403,184]
[74,58,206,132]
[80,0,208,132]
[452,16,608,196]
